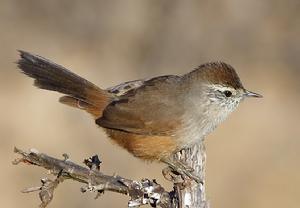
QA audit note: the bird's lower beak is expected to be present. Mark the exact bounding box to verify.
[244,90,263,98]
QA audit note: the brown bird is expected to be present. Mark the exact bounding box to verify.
[17,50,262,182]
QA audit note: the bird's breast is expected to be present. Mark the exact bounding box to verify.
[176,109,221,148]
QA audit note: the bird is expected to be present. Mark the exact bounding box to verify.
[17,50,262,182]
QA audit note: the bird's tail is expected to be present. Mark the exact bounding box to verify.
[17,50,113,118]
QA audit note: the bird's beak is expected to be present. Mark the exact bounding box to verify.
[244,90,263,98]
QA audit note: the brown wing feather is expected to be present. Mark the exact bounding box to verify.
[96,75,183,136]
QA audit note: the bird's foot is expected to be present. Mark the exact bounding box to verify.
[161,159,203,184]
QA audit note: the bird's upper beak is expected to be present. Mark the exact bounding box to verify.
[244,89,263,98]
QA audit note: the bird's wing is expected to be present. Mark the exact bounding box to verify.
[96,75,183,136]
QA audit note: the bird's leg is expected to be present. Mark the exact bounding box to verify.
[161,158,202,184]
[162,166,185,184]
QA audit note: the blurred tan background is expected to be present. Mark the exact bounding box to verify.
[1,0,299,207]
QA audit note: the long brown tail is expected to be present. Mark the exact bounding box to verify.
[17,50,113,118]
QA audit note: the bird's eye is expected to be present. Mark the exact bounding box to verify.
[224,90,232,97]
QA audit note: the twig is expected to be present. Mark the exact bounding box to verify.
[12,147,171,208]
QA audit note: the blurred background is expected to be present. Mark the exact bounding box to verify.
[1,0,299,207]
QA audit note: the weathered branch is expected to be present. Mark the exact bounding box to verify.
[12,147,171,208]
[173,143,209,208]
[13,142,209,208]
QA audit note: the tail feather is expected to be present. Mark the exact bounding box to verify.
[59,96,102,116]
[17,50,112,117]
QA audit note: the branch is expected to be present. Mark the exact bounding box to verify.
[172,143,209,208]
[12,147,172,208]
[13,141,209,208]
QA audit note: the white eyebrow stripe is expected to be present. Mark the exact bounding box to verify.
[209,84,234,91]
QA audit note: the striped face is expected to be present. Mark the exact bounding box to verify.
[206,84,244,109]
[204,83,262,127]
[202,84,246,130]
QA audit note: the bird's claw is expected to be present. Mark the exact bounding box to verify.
[162,160,203,184]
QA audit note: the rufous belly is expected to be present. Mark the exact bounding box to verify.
[105,129,178,161]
